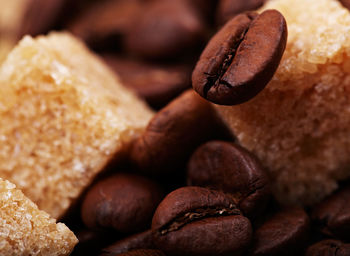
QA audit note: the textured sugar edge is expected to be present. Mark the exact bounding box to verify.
[0,178,78,255]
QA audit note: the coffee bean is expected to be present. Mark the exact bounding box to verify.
[68,0,145,51]
[184,0,217,18]
[129,89,229,175]
[250,207,310,256]
[339,0,350,10]
[124,0,207,59]
[305,239,350,256]
[71,229,118,256]
[216,0,266,25]
[81,173,163,233]
[192,10,287,105]
[116,249,166,256]
[101,230,154,256]
[187,140,270,218]
[312,186,350,240]
[102,55,192,109]
[18,0,67,38]
[152,186,252,256]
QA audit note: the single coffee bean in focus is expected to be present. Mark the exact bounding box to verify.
[250,207,310,256]
[305,239,350,256]
[192,10,287,105]
[81,173,163,233]
[187,140,270,218]
[312,186,350,241]
[152,186,252,256]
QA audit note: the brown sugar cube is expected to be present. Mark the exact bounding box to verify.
[215,0,350,206]
[0,178,78,255]
[0,32,154,219]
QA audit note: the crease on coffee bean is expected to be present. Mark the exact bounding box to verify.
[158,204,241,236]
[202,15,255,98]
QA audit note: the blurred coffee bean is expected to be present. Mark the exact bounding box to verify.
[182,0,217,20]
[102,55,192,109]
[71,229,118,256]
[18,0,68,38]
[152,186,252,256]
[187,140,270,218]
[305,239,350,256]
[68,0,145,51]
[192,10,287,105]
[250,207,310,256]
[129,89,230,175]
[216,0,266,25]
[101,230,154,256]
[312,186,350,241]
[124,0,207,59]
[116,249,166,256]
[339,0,350,10]
[81,173,163,233]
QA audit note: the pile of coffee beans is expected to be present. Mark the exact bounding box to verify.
[13,0,350,255]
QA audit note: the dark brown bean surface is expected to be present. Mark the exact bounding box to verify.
[192,10,287,105]
[18,0,67,38]
[102,55,192,109]
[216,0,266,25]
[71,229,118,256]
[116,249,166,256]
[129,89,228,175]
[183,0,217,19]
[152,186,252,256]
[312,186,350,240]
[250,207,310,256]
[339,0,350,10]
[81,173,163,233]
[124,0,206,59]
[101,230,154,256]
[305,239,350,256]
[187,140,270,218]
[68,0,145,50]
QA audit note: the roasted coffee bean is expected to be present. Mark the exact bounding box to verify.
[312,186,350,240]
[181,0,217,20]
[216,0,266,25]
[124,0,207,59]
[129,89,229,175]
[152,186,252,256]
[250,207,310,256]
[192,10,287,105]
[116,249,166,256]
[102,55,192,109]
[339,0,350,10]
[81,173,163,233]
[187,140,270,218]
[71,229,118,256]
[305,239,350,256]
[101,230,154,256]
[18,0,67,38]
[68,0,145,51]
